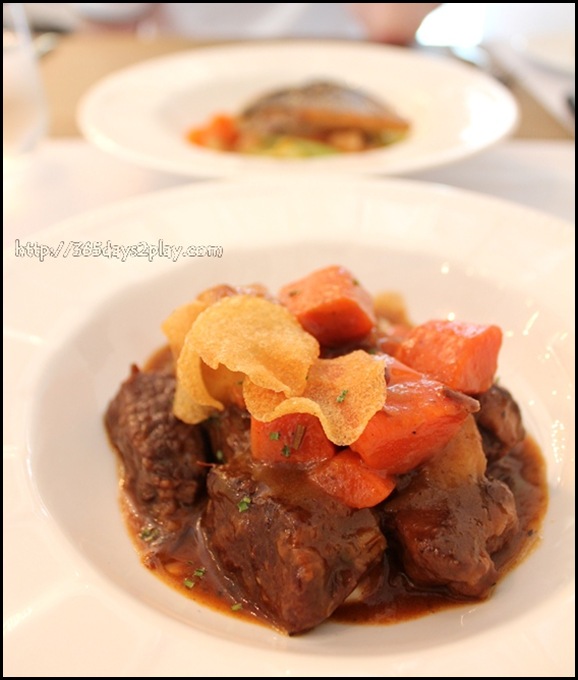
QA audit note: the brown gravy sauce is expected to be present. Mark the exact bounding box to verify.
[119,347,549,633]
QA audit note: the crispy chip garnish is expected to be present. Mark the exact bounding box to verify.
[173,376,217,424]
[188,295,319,396]
[161,300,207,360]
[243,350,387,445]
[201,363,246,409]
[175,345,223,424]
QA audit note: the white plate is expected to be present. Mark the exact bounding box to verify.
[4,177,574,677]
[77,41,519,178]
[513,32,575,76]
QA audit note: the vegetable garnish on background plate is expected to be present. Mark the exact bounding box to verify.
[187,80,411,157]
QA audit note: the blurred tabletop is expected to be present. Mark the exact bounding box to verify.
[37,33,575,140]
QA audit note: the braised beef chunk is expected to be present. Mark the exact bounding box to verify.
[202,455,386,635]
[105,366,209,531]
[381,416,518,599]
[475,384,525,462]
[202,405,251,463]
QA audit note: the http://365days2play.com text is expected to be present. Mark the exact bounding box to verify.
[13,239,224,262]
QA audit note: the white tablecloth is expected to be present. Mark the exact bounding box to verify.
[3,138,575,251]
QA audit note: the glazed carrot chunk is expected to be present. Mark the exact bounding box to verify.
[279,265,376,346]
[251,413,336,466]
[395,320,502,394]
[309,448,396,509]
[350,359,480,473]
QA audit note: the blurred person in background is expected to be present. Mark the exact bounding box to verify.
[24,3,442,44]
[23,3,574,48]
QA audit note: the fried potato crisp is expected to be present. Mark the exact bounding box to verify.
[187,295,319,397]
[243,350,387,446]
[168,291,384,434]
[201,363,245,409]
[174,346,223,425]
[161,300,207,360]
[172,376,216,424]
[162,284,271,361]
[174,349,245,424]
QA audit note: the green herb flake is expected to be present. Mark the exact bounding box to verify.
[139,526,159,543]
[194,567,207,578]
[231,603,243,611]
[183,578,195,589]
[269,431,280,441]
[281,445,291,458]
[237,496,252,512]
[336,389,349,403]
[215,449,224,462]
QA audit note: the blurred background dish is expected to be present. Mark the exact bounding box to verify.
[77,40,519,178]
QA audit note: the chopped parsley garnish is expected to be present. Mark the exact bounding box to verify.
[237,496,252,512]
[269,431,280,441]
[139,526,159,543]
[183,566,206,589]
[336,389,349,403]
[215,449,224,462]
[281,444,291,457]
[231,603,243,611]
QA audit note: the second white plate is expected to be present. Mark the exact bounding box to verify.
[77,40,519,178]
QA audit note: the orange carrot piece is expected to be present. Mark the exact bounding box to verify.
[395,319,502,394]
[309,448,396,509]
[208,114,239,146]
[186,114,239,150]
[186,128,204,145]
[350,361,479,473]
[250,413,336,466]
[278,265,376,347]
[376,322,412,356]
